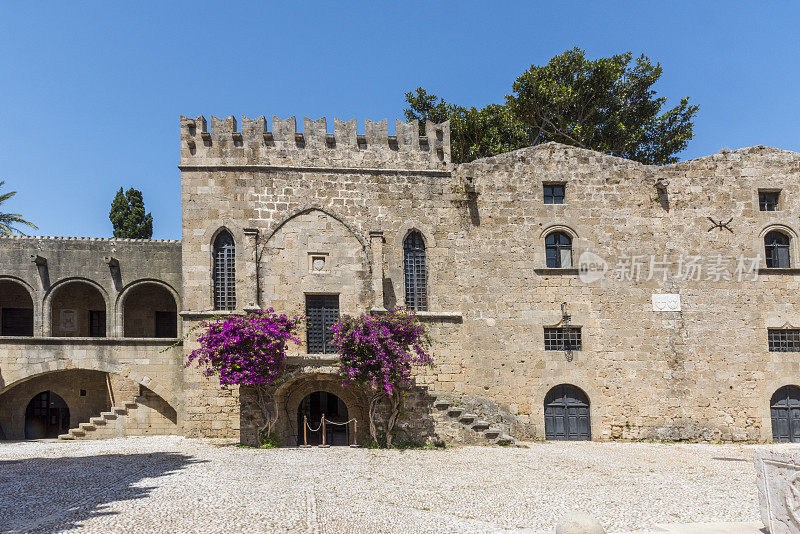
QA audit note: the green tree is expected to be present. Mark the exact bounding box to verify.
[109,187,154,238]
[404,88,528,163]
[404,48,699,165]
[0,181,38,236]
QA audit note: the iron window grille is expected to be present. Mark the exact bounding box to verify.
[545,231,573,268]
[213,231,236,310]
[543,184,565,204]
[764,231,791,268]
[768,329,800,352]
[403,231,428,311]
[306,294,339,354]
[759,191,780,212]
[544,327,582,351]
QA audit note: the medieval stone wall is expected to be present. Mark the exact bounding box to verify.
[179,114,800,443]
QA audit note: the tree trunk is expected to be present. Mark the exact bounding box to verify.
[368,393,384,444]
[255,386,278,445]
[385,390,401,448]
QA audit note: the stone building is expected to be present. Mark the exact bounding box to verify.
[1,113,799,445]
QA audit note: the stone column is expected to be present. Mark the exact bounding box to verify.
[369,231,386,312]
[242,228,260,312]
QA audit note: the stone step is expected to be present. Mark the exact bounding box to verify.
[496,433,515,445]
[70,428,86,437]
[472,420,490,431]
[89,417,107,426]
[124,401,138,409]
[112,406,128,415]
[100,411,118,419]
[78,423,96,432]
[458,413,476,424]
[433,399,452,410]
[58,434,74,440]
[446,407,464,418]
[484,428,501,439]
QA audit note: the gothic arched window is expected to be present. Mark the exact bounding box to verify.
[545,231,573,268]
[403,231,428,311]
[213,230,236,310]
[765,230,791,268]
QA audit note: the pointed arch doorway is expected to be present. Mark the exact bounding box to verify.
[25,391,70,439]
[296,391,350,446]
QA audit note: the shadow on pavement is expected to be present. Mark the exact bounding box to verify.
[0,452,204,533]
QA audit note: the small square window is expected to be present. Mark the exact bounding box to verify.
[544,327,582,351]
[759,190,780,211]
[543,184,565,204]
[80,389,87,397]
[768,329,800,352]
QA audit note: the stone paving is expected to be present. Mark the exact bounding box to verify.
[0,437,765,533]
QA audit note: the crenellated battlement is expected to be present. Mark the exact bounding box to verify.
[179,115,451,170]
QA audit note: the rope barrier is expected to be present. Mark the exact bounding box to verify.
[299,414,360,447]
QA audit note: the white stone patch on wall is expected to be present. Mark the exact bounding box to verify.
[652,294,681,312]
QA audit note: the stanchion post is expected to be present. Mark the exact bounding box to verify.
[319,413,330,448]
[350,419,360,448]
[300,414,311,448]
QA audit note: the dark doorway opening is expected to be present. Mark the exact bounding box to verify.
[25,391,70,439]
[296,391,349,446]
[544,384,591,441]
[771,385,800,443]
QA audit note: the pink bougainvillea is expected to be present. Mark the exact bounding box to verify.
[186,309,303,386]
[331,307,433,446]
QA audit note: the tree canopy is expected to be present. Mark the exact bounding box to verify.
[0,181,37,236]
[404,48,699,165]
[109,187,154,238]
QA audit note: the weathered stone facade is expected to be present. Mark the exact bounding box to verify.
[1,113,799,445]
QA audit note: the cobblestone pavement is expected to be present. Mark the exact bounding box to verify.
[0,437,764,533]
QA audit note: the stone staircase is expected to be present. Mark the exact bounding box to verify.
[431,395,516,445]
[59,398,140,441]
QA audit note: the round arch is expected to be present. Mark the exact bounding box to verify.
[770,385,800,443]
[43,277,111,337]
[0,361,178,411]
[115,279,181,338]
[758,224,799,269]
[270,371,368,447]
[539,224,580,241]
[533,377,600,440]
[25,390,70,439]
[265,204,369,250]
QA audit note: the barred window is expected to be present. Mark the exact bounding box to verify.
[765,230,791,268]
[404,231,428,311]
[544,327,582,351]
[306,294,339,354]
[545,231,572,268]
[213,230,236,310]
[544,184,565,204]
[769,329,800,352]
[759,191,780,211]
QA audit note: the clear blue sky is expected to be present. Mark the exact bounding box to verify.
[1,2,798,239]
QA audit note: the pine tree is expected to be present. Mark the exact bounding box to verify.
[109,187,153,238]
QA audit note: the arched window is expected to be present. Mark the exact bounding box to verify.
[765,230,791,268]
[403,231,428,311]
[545,231,572,268]
[213,231,236,310]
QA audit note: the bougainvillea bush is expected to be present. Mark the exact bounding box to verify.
[186,309,303,444]
[331,308,433,447]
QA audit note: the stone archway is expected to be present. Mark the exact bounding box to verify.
[240,371,369,447]
[296,390,350,446]
[25,390,70,439]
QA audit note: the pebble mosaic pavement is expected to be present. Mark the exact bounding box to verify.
[0,437,763,533]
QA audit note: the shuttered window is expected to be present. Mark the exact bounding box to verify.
[403,231,428,311]
[213,231,236,310]
[306,295,339,354]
